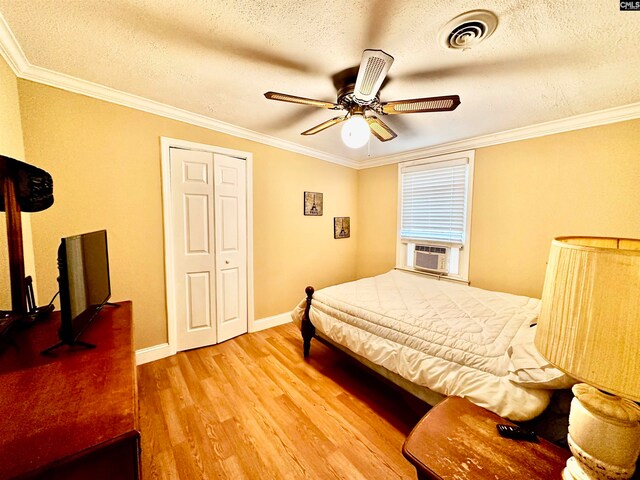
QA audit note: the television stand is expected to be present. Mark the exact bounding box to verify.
[0,312,20,350]
[0,301,140,479]
[41,338,97,356]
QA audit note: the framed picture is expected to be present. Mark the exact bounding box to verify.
[334,217,350,239]
[304,191,323,216]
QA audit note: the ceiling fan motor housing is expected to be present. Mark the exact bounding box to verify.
[337,84,382,113]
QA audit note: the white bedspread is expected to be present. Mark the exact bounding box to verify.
[291,270,555,421]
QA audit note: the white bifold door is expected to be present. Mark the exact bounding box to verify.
[170,147,248,351]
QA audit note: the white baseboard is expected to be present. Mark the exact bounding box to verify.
[250,311,292,333]
[135,342,173,365]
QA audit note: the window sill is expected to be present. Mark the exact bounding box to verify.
[394,267,470,285]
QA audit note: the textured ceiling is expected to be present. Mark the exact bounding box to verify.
[1,0,639,161]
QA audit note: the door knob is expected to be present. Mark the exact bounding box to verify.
[225,260,230,264]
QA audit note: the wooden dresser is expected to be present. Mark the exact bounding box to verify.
[0,301,140,479]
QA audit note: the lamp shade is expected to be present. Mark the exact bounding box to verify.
[535,237,640,402]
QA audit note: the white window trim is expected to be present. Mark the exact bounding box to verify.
[395,150,475,283]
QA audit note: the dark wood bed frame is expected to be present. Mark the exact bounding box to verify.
[297,284,571,444]
[299,284,445,406]
[301,286,315,357]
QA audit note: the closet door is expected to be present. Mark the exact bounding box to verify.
[170,148,217,351]
[214,153,248,343]
[170,147,248,351]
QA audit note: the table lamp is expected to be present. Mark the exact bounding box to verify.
[535,237,640,479]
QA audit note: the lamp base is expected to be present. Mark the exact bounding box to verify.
[562,384,640,480]
[562,440,637,480]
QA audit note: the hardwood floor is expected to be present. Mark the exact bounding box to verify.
[138,322,429,479]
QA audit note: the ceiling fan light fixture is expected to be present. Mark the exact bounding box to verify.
[341,115,370,149]
[264,49,461,144]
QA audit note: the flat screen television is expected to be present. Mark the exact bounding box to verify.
[42,229,112,354]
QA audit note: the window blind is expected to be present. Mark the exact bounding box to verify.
[400,159,468,244]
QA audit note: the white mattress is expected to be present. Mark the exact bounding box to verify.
[292,270,554,421]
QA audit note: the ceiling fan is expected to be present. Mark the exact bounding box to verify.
[264,49,461,148]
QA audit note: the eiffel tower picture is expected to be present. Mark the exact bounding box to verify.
[304,191,323,216]
[334,217,350,239]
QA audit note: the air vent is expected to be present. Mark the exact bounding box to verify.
[438,10,498,51]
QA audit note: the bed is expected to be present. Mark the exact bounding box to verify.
[291,269,574,422]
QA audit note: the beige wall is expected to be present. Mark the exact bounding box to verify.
[470,119,640,297]
[356,119,640,298]
[356,164,397,279]
[0,57,24,159]
[18,80,358,349]
[0,54,37,310]
[13,69,640,348]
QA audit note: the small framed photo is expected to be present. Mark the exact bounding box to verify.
[304,191,323,216]
[334,217,350,239]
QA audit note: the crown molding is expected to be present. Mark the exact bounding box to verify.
[21,64,360,168]
[0,13,358,170]
[0,12,28,74]
[361,102,640,168]
[2,12,639,171]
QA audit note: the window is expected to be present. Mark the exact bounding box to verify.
[396,150,474,282]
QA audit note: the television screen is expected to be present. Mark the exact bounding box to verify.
[58,230,111,345]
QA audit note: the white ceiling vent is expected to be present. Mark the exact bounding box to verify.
[438,10,498,51]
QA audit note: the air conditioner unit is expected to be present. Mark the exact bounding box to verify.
[414,244,449,274]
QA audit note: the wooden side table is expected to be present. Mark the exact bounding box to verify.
[403,396,570,479]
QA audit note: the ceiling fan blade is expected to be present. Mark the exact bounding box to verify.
[381,95,461,114]
[366,116,397,142]
[301,116,346,135]
[353,49,394,103]
[264,91,340,109]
